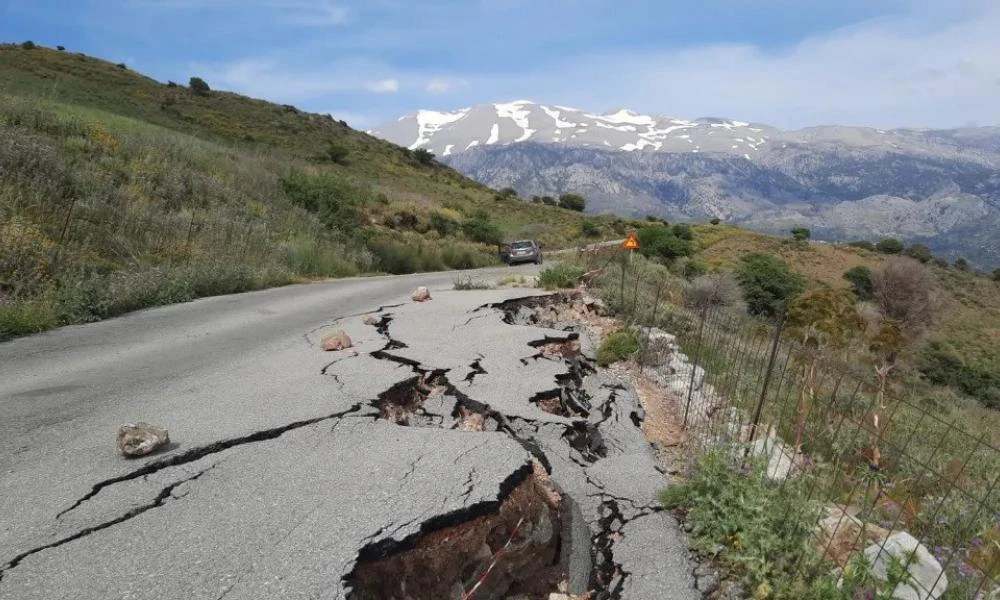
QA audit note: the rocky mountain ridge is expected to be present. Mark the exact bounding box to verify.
[372,102,1000,268]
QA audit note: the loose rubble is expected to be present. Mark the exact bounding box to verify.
[115,422,169,458]
[411,286,432,302]
[321,329,353,351]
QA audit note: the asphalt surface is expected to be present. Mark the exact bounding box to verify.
[0,263,696,599]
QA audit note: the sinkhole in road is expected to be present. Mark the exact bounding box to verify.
[344,460,567,600]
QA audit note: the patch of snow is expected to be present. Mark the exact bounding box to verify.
[642,123,697,139]
[554,104,581,112]
[750,128,763,132]
[495,101,535,142]
[744,153,751,160]
[621,139,662,151]
[710,120,750,130]
[397,116,406,122]
[576,128,588,133]
[443,144,454,156]
[466,140,480,150]
[590,108,656,126]
[540,105,578,129]
[603,141,611,146]
[734,138,745,142]
[732,145,738,149]
[410,108,469,149]
[677,134,690,139]
[486,123,500,145]
[594,121,637,132]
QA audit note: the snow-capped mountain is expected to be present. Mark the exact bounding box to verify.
[370,101,1000,269]
[370,100,774,158]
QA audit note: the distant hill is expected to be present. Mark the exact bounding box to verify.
[372,100,1000,269]
[0,44,613,339]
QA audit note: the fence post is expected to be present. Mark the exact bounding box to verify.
[638,284,663,375]
[618,252,627,310]
[682,306,709,428]
[744,312,786,455]
[629,266,642,323]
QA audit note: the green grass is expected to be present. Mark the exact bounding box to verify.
[538,264,588,290]
[0,43,611,339]
[596,329,640,367]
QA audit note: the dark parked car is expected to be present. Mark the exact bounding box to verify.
[500,240,543,265]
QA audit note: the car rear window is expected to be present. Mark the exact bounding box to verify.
[511,242,533,249]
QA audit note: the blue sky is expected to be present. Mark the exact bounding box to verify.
[4,0,999,129]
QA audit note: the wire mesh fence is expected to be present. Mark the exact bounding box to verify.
[654,299,1000,599]
[572,247,1000,598]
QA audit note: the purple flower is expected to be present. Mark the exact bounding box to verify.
[971,538,983,548]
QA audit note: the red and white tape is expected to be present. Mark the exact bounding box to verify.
[461,517,526,600]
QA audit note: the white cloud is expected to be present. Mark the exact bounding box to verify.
[193,57,400,100]
[425,78,466,94]
[365,78,400,93]
[445,1,1000,129]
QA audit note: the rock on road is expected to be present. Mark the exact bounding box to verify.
[0,264,696,599]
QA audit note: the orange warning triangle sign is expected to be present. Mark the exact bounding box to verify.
[623,232,640,250]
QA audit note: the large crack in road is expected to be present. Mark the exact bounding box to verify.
[0,288,696,600]
[333,290,698,600]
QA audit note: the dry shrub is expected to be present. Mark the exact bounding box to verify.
[871,257,936,332]
[682,272,744,314]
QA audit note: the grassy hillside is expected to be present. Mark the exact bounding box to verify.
[690,223,1000,382]
[0,43,627,339]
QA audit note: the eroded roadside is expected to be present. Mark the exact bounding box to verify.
[0,288,697,600]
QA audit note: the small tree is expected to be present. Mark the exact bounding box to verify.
[871,258,934,332]
[848,240,876,251]
[932,257,950,269]
[735,253,806,318]
[875,237,904,255]
[843,266,874,301]
[710,217,721,225]
[636,226,692,262]
[953,257,971,272]
[325,142,349,164]
[558,193,586,212]
[993,268,1000,282]
[413,148,435,165]
[461,212,502,244]
[672,223,694,241]
[790,227,811,242]
[498,187,518,199]
[540,196,556,206]
[903,243,932,263]
[57,45,65,51]
[581,222,600,237]
[189,76,211,96]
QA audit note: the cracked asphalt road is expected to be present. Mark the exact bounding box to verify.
[0,264,696,599]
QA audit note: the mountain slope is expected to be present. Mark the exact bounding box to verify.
[0,45,608,339]
[373,101,1000,268]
